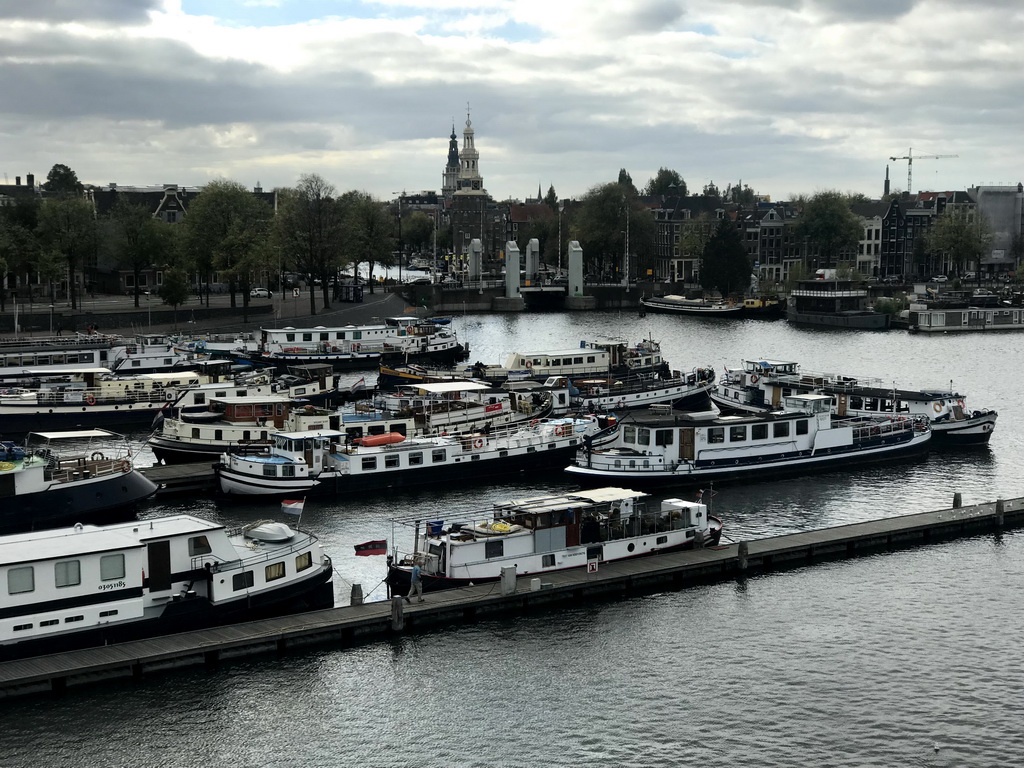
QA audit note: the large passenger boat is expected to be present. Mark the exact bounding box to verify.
[385,487,723,595]
[0,514,333,660]
[565,395,932,488]
[712,359,997,444]
[0,429,157,534]
[216,416,605,497]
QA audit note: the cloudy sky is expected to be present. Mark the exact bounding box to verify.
[1,0,1021,202]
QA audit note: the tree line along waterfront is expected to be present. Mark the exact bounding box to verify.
[0,162,1019,321]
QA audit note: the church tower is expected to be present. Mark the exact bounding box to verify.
[455,109,486,196]
[442,122,460,200]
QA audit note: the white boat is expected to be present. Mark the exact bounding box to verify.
[0,429,157,534]
[107,334,196,373]
[639,295,744,316]
[216,416,607,497]
[255,317,467,369]
[712,359,997,444]
[0,514,333,660]
[377,337,668,389]
[0,333,125,379]
[524,368,716,415]
[385,487,723,594]
[565,395,932,489]
[374,380,553,432]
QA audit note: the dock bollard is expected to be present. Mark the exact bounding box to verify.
[996,499,1005,528]
[737,541,748,572]
[350,583,363,606]
[391,595,405,631]
[953,492,962,509]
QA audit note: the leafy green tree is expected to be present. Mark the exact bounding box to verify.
[644,168,687,197]
[159,265,191,329]
[0,217,38,311]
[543,185,558,211]
[701,218,751,296]
[110,199,172,307]
[926,208,992,275]
[43,164,83,197]
[403,212,434,254]
[343,192,395,294]
[702,181,722,202]
[571,183,654,282]
[617,169,637,196]
[37,197,96,310]
[792,190,861,267]
[275,174,346,313]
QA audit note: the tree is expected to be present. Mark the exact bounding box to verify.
[702,181,722,202]
[543,184,558,211]
[926,208,993,276]
[343,192,395,294]
[792,190,862,267]
[158,266,191,329]
[0,216,39,311]
[571,183,654,282]
[37,197,96,310]
[43,164,83,197]
[701,218,751,296]
[275,174,346,313]
[403,212,435,254]
[110,199,172,307]
[617,169,637,196]
[644,168,687,197]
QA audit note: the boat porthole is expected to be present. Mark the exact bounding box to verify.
[627,543,635,552]
[82,407,87,411]
[114,406,119,410]
[48,409,53,413]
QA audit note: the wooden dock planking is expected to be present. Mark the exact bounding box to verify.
[2,495,1022,698]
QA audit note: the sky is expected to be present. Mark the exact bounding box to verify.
[1,0,1022,203]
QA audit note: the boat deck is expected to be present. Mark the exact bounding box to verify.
[139,462,218,494]
[1,494,1018,698]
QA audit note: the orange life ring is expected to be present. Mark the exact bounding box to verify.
[472,437,484,449]
[750,374,760,384]
[85,394,97,405]
[933,402,943,413]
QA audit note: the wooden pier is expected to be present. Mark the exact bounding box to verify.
[139,462,218,495]
[1,494,1021,699]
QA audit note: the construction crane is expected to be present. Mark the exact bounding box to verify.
[889,148,958,193]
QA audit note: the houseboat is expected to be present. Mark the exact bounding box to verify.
[377,337,669,389]
[639,295,744,317]
[106,334,196,373]
[0,334,125,379]
[531,367,717,415]
[712,359,997,444]
[375,381,552,434]
[385,487,723,595]
[0,514,333,659]
[0,429,157,534]
[216,416,606,497]
[565,395,932,489]
[786,278,889,329]
[909,303,1024,333]
[253,317,467,370]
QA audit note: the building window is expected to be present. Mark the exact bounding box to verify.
[101,554,125,580]
[8,566,34,595]
[55,560,81,588]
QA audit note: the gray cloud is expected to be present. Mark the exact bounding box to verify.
[0,0,160,24]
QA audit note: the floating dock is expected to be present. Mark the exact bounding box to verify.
[138,462,218,495]
[1,494,1020,699]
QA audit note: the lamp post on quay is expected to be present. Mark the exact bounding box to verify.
[393,192,404,284]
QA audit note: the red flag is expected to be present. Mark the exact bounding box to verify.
[354,539,387,556]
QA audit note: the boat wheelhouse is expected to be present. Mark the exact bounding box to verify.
[534,366,716,415]
[0,429,157,534]
[0,514,333,659]
[216,416,605,497]
[385,487,723,594]
[712,359,997,444]
[566,395,932,489]
[786,278,889,329]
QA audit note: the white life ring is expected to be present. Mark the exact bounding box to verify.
[750,374,760,384]
[165,390,175,401]
[472,437,484,449]
[933,402,943,413]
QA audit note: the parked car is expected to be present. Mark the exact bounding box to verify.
[962,272,977,280]
[250,287,273,298]
[930,275,948,283]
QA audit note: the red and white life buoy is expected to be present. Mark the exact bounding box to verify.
[472,437,484,449]
[957,399,965,408]
[406,325,414,334]
[524,360,533,369]
[750,374,760,384]
[85,394,97,405]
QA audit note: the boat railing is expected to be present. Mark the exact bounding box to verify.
[42,454,131,484]
[27,386,180,406]
[196,531,319,572]
[0,333,122,351]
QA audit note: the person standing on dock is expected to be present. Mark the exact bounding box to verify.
[405,563,424,603]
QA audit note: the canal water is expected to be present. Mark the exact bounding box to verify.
[3,312,1023,767]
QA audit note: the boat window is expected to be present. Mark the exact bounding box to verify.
[265,562,286,581]
[188,536,213,556]
[586,356,596,363]
[542,554,555,568]
[296,552,313,572]
[655,429,674,446]
[214,429,223,441]
[707,427,725,444]
[40,618,58,627]
[432,449,446,463]
[485,540,504,559]
[320,333,329,341]
[233,571,255,590]
[362,457,377,471]
[385,454,400,468]
[796,420,809,435]
[622,425,637,444]
[100,554,125,580]
[8,566,34,595]
[729,426,747,442]
[215,391,227,398]
[286,333,295,342]
[99,610,118,617]
[752,424,768,440]
[192,428,200,438]
[573,357,583,364]
[302,333,312,342]
[336,333,344,340]
[774,422,791,438]
[13,623,32,632]
[55,560,81,588]
[282,465,295,477]
[637,428,651,445]
[65,615,84,623]
[656,536,668,545]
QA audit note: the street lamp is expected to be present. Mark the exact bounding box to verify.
[393,192,404,283]
[49,303,54,335]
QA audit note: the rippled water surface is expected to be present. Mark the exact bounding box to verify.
[2,312,1022,767]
